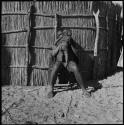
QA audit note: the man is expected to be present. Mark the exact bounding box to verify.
[47,29,91,98]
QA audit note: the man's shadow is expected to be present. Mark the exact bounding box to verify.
[1,34,11,85]
[27,4,44,86]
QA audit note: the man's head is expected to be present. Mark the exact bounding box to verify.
[57,30,63,39]
[55,29,72,46]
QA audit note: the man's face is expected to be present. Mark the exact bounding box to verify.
[63,29,72,36]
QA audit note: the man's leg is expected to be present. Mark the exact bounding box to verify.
[47,61,63,98]
[67,61,91,97]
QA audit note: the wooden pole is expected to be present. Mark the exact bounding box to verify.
[93,9,100,57]
[54,13,59,42]
[26,6,32,86]
[93,9,100,80]
[106,13,109,76]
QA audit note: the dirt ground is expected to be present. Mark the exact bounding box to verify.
[2,71,123,124]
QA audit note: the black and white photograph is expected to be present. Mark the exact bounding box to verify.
[1,1,123,124]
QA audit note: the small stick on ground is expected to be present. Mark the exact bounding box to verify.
[65,95,73,119]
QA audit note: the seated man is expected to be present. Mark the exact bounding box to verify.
[48,29,91,98]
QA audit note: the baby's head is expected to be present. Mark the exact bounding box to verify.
[55,29,72,46]
[63,29,72,36]
[57,29,72,38]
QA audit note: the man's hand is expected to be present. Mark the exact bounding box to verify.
[64,61,68,68]
[51,44,61,56]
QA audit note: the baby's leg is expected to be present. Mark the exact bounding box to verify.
[64,51,68,67]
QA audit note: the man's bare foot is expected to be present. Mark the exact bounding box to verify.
[47,91,54,98]
[82,90,91,98]
[47,85,54,98]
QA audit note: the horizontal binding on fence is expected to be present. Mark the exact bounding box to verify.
[1,65,90,73]
[2,29,27,34]
[34,26,99,30]
[31,46,52,50]
[0,45,28,48]
[2,26,108,34]
[1,65,49,70]
[1,12,117,21]
[0,45,52,49]
[59,26,108,31]
[1,12,94,17]
[2,12,28,15]
[0,45,108,51]
[33,26,54,30]
[1,12,114,19]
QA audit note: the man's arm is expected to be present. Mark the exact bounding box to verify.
[51,45,60,57]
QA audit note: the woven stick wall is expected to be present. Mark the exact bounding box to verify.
[1,1,122,86]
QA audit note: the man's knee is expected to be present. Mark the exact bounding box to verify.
[68,62,78,72]
[52,62,61,71]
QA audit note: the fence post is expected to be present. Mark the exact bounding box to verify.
[26,5,32,86]
[55,13,59,42]
[27,1,37,86]
[106,13,109,76]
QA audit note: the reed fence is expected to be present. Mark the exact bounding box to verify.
[1,1,122,86]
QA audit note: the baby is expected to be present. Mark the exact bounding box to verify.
[52,30,72,67]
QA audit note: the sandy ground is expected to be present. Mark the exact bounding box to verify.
[2,71,123,124]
